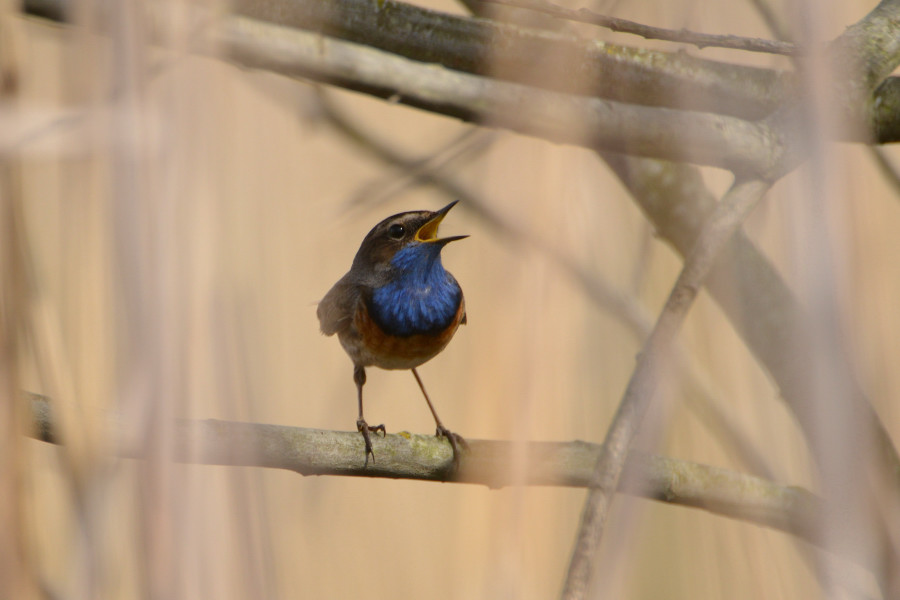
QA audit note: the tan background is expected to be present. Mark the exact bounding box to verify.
[9,0,899,598]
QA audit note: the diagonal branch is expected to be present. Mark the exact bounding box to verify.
[561,178,772,600]
[604,152,900,596]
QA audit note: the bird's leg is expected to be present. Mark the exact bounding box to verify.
[411,368,468,468]
[354,365,385,466]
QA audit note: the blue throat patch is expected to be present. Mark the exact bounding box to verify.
[370,243,461,337]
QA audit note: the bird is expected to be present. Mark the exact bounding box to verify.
[317,200,468,467]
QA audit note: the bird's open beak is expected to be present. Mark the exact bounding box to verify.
[415,200,469,244]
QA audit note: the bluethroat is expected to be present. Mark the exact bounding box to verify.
[317,201,468,467]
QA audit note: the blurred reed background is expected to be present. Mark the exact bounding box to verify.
[2,0,898,598]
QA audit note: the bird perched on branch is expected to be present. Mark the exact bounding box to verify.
[317,201,468,467]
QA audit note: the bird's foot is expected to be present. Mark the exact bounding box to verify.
[357,418,386,466]
[435,426,468,470]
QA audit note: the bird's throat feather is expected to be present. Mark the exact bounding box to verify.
[369,244,462,337]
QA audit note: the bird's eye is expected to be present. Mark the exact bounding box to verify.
[388,223,405,239]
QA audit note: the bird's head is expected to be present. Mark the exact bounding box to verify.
[351,200,468,276]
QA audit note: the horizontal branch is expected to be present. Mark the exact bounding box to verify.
[23,0,786,120]
[25,393,824,545]
[227,0,900,144]
[21,0,900,145]
[234,0,788,121]
[213,15,781,175]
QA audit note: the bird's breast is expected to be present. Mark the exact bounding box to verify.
[369,269,463,337]
[351,294,466,370]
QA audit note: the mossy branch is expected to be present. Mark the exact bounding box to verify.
[21,0,900,146]
[24,392,830,552]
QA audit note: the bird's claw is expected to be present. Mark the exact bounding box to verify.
[435,426,468,470]
[357,419,386,466]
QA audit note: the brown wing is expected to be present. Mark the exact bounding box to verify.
[316,276,362,336]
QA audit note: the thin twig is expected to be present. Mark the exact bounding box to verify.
[479,0,798,55]
[744,0,791,43]
[343,129,495,212]
[560,178,771,600]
